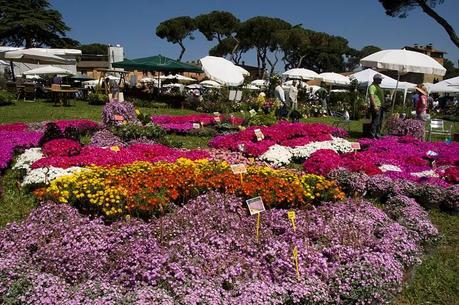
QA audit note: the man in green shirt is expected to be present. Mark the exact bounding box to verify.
[368,74,384,139]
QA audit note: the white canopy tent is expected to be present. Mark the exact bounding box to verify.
[200,80,222,88]
[251,79,268,87]
[434,75,459,87]
[23,65,75,76]
[235,65,250,76]
[424,82,459,93]
[360,49,446,110]
[283,68,320,80]
[200,56,245,86]
[319,72,350,86]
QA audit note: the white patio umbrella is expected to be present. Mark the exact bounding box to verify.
[200,56,244,86]
[360,49,446,110]
[200,80,221,88]
[3,48,75,65]
[23,65,74,76]
[160,74,196,83]
[140,77,158,83]
[251,79,268,87]
[435,75,459,87]
[424,82,459,93]
[283,80,309,89]
[283,68,320,80]
[186,84,202,89]
[319,72,350,86]
[243,84,260,90]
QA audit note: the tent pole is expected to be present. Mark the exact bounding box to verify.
[10,61,15,82]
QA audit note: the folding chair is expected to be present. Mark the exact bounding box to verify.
[23,83,36,102]
[426,119,452,141]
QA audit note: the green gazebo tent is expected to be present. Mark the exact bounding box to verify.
[112,55,202,73]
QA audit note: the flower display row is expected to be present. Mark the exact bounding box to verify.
[0,192,437,304]
[152,114,244,133]
[43,159,344,219]
[54,119,101,133]
[209,122,348,157]
[42,139,81,157]
[31,143,210,169]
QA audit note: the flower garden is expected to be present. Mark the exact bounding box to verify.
[0,100,457,304]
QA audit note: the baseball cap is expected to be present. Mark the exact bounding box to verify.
[373,74,383,80]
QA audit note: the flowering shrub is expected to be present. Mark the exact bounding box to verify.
[0,193,436,304]
[89,129,125,147]
[42,139,81,157]
[386,117,425,140]
[0,122,28,132]
[442,166,459,184]
[12,148,43,172]
[22,166,84,188]
[303,149,342,176]
[54,119,100,134]
[102,100,139,126]
[32,143,210,169]
[0,130,42,171]
[152,114,244,133]
[43,160,344,219]
[210,122,348,154]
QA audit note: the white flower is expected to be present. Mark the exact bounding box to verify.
[259,145,293,166]
[22,166,84,187]
[379,164,402,172]
[13,148,43,172]
[410,170,438,178]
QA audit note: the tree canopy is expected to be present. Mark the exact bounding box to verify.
[379,0,459,48]
[78,43,107,55]
[156,16,197,61]
[195,11,239,43]
[0,0,78,48]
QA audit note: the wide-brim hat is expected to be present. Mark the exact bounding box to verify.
[415,86,428,95]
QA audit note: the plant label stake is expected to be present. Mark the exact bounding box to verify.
[214,116,221,123]
[231,164,247,185]
[254,129,264,142]
[249,109,257,117]
[287,211,296,232]
[192,123,200,129]
[246,197,265,242]
[114,115,124,121]
[350,142,360,155]
[238,144,245,152]
[292,246,300,280]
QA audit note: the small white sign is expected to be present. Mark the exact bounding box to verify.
[213,112,220,116]
[249,109,257,117]
[246,197,266,215]
[214,116,221,123]
[192,123,200,129]
[350,142,361,150]
[238,144,245,152]
[254,129,264,141]
[231,164,247,175]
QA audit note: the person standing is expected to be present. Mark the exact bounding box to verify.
[368,74,384,139]
[288,81,299,122]
[274,80,287,118]
[415,85,429,121]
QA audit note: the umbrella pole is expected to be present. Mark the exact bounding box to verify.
[10,61,15,82]
[391,71,400,113]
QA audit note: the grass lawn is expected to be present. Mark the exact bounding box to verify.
[0,98,458,304]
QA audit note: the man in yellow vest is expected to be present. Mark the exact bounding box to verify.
[368,74,384,139]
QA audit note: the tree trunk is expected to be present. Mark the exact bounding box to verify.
[415,0,459,48]
[297,55,306,68]
[266,50,279,77]
[177,41,186,61]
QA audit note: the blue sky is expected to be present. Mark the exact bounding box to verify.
[52,0,459,67]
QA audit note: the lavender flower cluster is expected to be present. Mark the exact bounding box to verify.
[0,192,437,304]
[89,129,125,148]
[329,169,459,213]
[102,100,139,127]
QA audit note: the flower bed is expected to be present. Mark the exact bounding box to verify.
[54,119,101,134]
[31,143,210,169]
[43,159,344,219]
[152,114,244,133]
[42,139,81,157]
[0,192,436,304]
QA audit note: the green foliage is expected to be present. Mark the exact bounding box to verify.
[0,90,15,106]
[111,123,166,142]
[188,127,218,137]
[444,58,459,79]
[195,11,239,43]
[0,0,78,48]
[328,91,367,120]
[78,43,107,55]
[87,92,108,105]
[155,16,197,61]
[248,113,277,126]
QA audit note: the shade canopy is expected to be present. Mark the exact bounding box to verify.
[349,68,415,90]
[200,80,222,88]
[235,65,250,76]
[424,82,459,93]
[160,74,196,82]
[200,56,245,86]
[319,72,350,85]
[283,68,320,80]
[71,73,94,81]
[360,49,446,76]
[23,65,74,76]
[435,75,459,87]
[2,48,78,65]
[112,55,202,73]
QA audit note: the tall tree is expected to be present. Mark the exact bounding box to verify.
[156,16,196,61]
[379,0,459,48]
[276,26,311,70]
[345,45,382,71]
[195,11,241,62]
[0,0,78,48]
[78,43,107,55]
[237,17,291,77]
[443,58,459,79]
